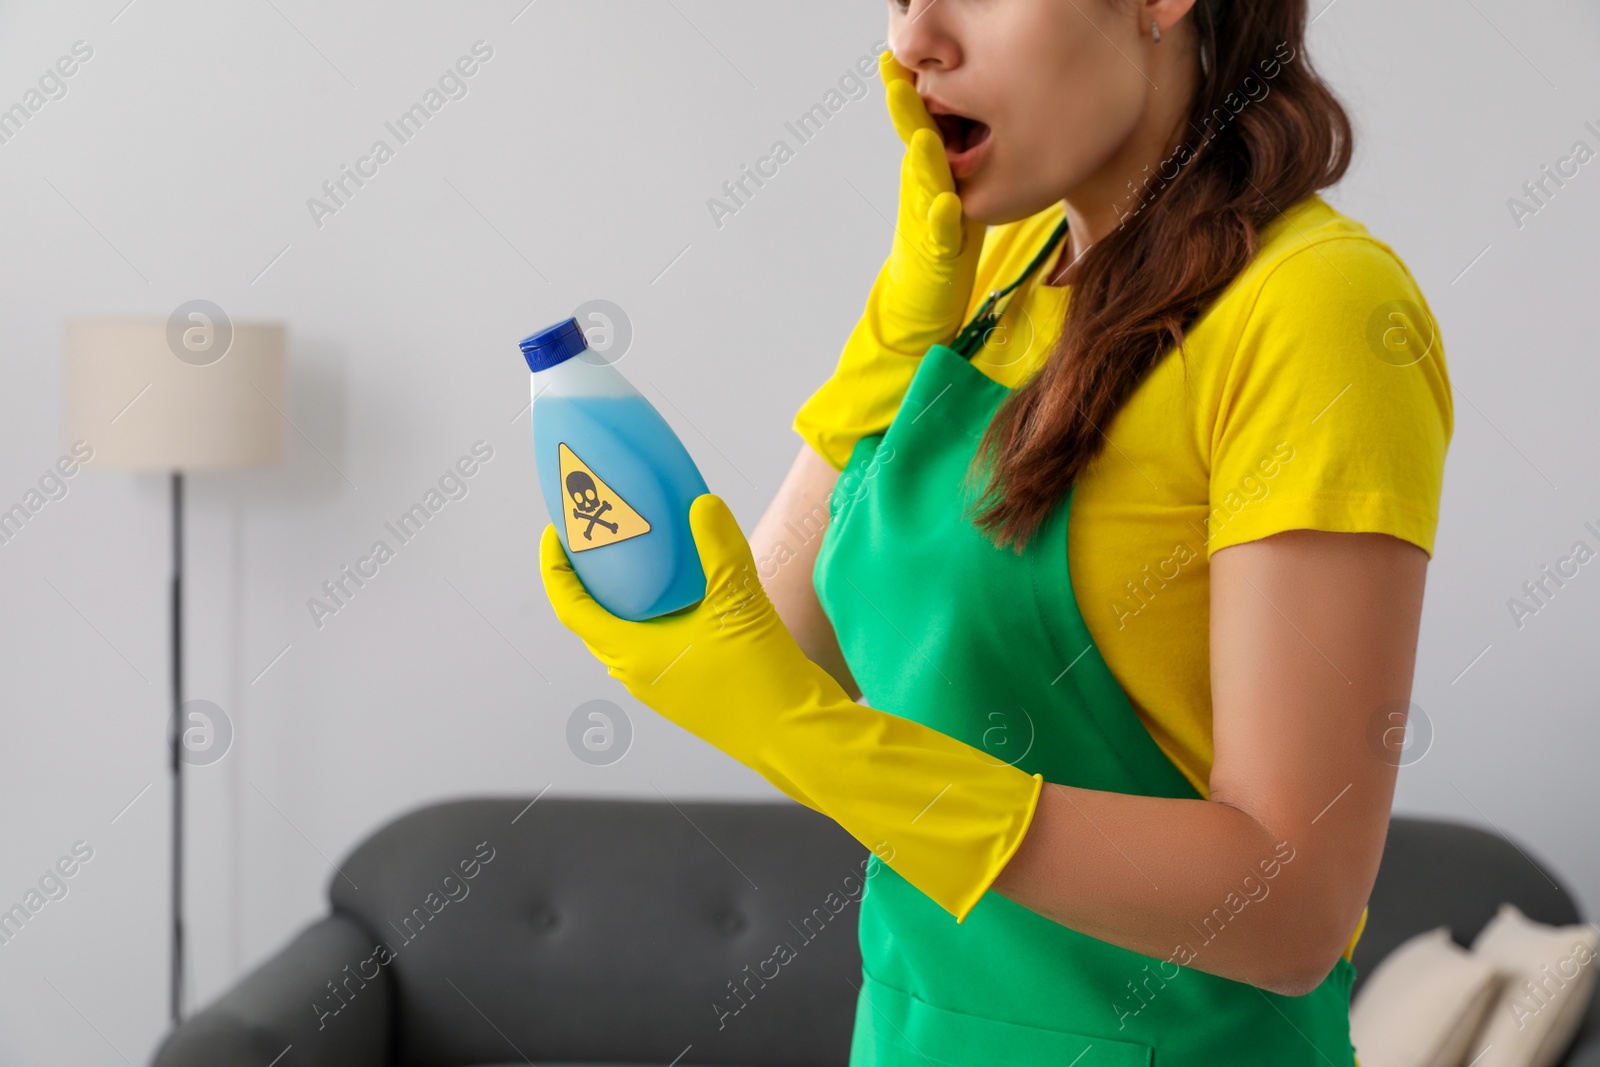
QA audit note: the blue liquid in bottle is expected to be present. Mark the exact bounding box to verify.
[521,318,710,621]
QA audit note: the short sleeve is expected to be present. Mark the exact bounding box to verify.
[1206,237,1453,559]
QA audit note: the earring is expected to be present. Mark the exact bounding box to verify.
[1151,19,1162,43]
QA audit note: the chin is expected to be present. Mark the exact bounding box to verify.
[958,174,1052,227]
[954,177,1004,224]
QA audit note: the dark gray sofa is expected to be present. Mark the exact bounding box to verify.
[152,799,1600,1066]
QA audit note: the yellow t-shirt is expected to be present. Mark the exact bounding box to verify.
[793,192,1451,969]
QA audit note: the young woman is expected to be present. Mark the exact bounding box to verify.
[541,0,1452,1063]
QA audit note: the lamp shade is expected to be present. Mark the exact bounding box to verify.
[65,318,287,471]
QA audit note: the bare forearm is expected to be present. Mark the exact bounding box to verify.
[991,784,1356,996]
[752,443,861,699]
[990,533,1419,996]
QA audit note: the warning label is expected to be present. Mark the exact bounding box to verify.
[558,442,651,551]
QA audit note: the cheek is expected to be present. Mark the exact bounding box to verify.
[966,4,1149,218]
[978,67,1146,220]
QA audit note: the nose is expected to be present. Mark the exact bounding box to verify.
[889,0,959,75]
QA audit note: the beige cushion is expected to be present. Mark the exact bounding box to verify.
[1351,925,1505,1067]
[1461,903,1599,1067]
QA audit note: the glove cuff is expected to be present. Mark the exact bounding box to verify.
[752,672,1046,923]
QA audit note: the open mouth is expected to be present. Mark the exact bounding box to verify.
[933,112,992,157]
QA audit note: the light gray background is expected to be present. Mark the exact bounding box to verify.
[0,0,1595,1062]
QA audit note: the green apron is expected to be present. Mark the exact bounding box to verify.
[812,222,1357,1065]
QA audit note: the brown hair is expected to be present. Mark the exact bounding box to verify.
[965,0,1353,550]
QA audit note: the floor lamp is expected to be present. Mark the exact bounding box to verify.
[65,316,286,1024]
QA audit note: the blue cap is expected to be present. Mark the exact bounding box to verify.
[518,317,589,372]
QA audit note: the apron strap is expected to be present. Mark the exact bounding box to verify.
[948,216,1071,360]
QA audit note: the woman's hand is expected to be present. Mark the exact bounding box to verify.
[539,494,823,765]
[879,48,987,342]
[539,492,1045,924]
[539,493,836,809]
[791,49,987,471]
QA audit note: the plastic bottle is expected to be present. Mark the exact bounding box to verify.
[520,317,710,621]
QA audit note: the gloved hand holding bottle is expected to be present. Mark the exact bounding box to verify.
[539,494,1043,924]
[791,49,987,471]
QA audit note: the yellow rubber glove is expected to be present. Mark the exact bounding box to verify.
[539,494,1043,924]
[792,49,987,471]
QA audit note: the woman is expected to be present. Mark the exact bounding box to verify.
[541,0,1452,1063]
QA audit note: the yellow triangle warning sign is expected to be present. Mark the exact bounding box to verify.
[558,441,651,552]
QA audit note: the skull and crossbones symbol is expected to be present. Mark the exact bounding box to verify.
[565,470,619,540]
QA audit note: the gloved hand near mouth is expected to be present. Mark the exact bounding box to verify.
[792,49,987,471]
[539,492,1043,923]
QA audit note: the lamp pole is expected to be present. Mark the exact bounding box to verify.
[62,317,287,1029]
[170,469,185,1025]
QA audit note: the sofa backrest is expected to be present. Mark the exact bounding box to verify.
[329,796,869,1066]
[327,798,1586,1063]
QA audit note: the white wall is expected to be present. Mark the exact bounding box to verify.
[0,1,1595,1062]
